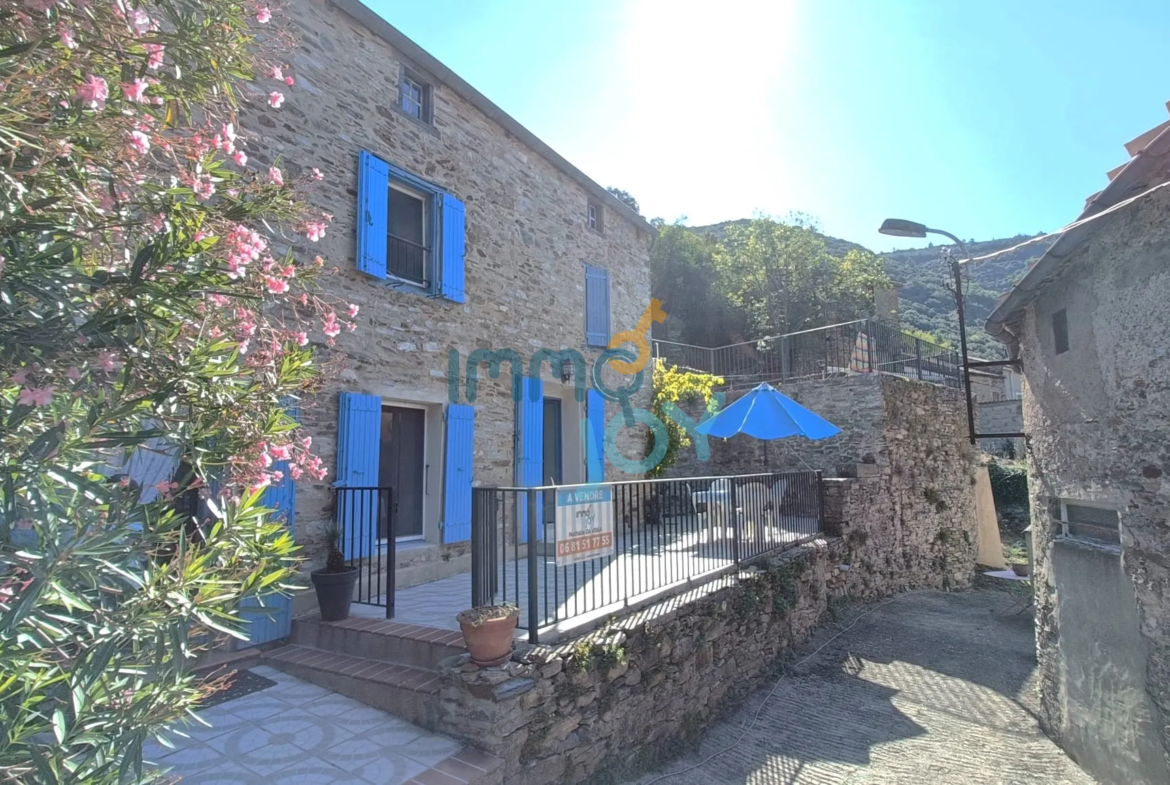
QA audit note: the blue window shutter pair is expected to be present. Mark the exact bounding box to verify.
[586,389,605,482]
[336,392,382,559]
[516,377,545,541]
[443,404,475,543]
[355,150,465,302]
[585,265,611,347]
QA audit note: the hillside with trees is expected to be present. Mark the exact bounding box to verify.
[649,215,1047,360]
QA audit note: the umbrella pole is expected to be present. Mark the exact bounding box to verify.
[764,440,769,470]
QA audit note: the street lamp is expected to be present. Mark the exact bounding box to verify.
[878,218,977,444]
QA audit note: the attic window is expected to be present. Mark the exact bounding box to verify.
[399,72,432,124]
[587,199,603,235]
[1052,309,1069,354]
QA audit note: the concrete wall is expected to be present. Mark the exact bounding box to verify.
[1014,184,1170,783]
[976,398,1024,456]
[246,0,651,579]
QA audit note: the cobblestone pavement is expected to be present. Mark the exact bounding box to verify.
[630,590,1096,785]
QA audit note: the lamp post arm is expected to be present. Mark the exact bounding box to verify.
[924,227,972,263]
[924,226,977,444]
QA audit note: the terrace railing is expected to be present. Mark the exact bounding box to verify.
[471,471,824,643]
[653,318,961,391]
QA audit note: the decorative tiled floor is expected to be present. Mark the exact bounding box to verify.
[146,666,491,784]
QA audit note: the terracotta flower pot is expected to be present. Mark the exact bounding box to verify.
[458,612,518,667]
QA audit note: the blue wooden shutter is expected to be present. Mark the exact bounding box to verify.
[243,402,299,645]
[440,193,466,302]
[515,377,544,541]
[585,265,611,347]
[336,392,381,560]
[357,151,389,279]
[586,389,605,483]
[443,404,475,543]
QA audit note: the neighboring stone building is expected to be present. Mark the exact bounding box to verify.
[237,0,654,631]
[986,113,1170,785]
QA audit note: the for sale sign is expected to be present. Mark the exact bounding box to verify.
[554,486,616,566]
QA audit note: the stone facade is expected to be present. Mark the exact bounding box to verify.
[245,0,652,593]
[432,462,978,784]
[993,182,1170,784]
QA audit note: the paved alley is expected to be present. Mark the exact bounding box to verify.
[630,590,1095,785]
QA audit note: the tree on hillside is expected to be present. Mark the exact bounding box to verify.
[0,3,350,780]
[606,187,640,214]
[712,217,890,338]
[649,224,725,345]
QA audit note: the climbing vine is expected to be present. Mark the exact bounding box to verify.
[647,360,723,478]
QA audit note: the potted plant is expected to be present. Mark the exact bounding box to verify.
[456,604,519,666]
[311,525,359,621]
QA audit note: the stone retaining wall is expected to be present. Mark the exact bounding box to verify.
[434,461,979,784]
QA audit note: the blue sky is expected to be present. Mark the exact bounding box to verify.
[367,0,1170,251]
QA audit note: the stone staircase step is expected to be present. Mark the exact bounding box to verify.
[291,614,466,670]
[410,747,505,785]
[263,644,442,728]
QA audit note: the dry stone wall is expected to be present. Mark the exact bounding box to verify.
[434,458,978,784]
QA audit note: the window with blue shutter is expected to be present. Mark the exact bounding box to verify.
[336,392,382,560]
[585,265,611,347]
[355,151,466,302]
[357,151,389,279]
[515,376,544,541]
[443,404,475,543]
[586,389,605,483]
[440,193,466,303]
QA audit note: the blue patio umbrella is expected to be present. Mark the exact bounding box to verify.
[695,382,841,441]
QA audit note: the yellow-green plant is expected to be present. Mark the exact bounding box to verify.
[648,360,723,477]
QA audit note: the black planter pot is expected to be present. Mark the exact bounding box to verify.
[311,567,359,621]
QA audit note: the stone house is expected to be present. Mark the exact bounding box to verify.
[234,0,654,638]
[985,112,1170,784]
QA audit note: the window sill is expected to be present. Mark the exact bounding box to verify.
[387,102,440,138]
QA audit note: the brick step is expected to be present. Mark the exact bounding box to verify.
[409,747,505,785]
[263,644,443,729]
[291,614,466,671]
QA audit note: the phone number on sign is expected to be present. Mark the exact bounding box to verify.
[556,532,614,558]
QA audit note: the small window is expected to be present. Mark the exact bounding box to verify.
[399,72,432,124]
[587,199,603,234]
[388,183,430,286]
[1049,498,1119,545]
[1052,309,1069,354]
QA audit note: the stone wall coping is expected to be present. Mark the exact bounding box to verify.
[327,0,655,236]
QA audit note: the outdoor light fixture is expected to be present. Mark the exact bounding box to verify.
[878,218,1024,446]
[561,356,574,383]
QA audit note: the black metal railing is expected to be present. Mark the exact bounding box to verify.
[472,471,824,643]
[653,319,961,390]
[334,486,395,619]
[387,234,429,286]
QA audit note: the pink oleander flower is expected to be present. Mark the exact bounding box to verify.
[265,276,289,294]
[11,368,28,385]
[270,66,283,80]
[285,76,295,86]
[293,331,309,347]
[222,123,237,142]
[347,303,360,318]
[268,91,284,108]
[65,367,82,382]
[256,6,271,23]
[267,167,284,186]
[310,167,323,181]
[58,23,77,49]
[127,130,151,156]
[76,74,108,110]
[121,79,148,102]
[17,386,54,407]
[131,8,152,33]
[233,149,248,166]
[145,43,165,70]
[269,444,292,461]
[288,463,304,480]
[193,174,215,201]
[322,314,341,338]
[97,350,121,372]
[304,221,326,241]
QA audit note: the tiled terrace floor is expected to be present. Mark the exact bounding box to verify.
[147,666,497,784]
[354,515,820,632]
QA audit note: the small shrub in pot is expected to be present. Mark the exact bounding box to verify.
[456,604,519,666]
[311,526,359,621]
